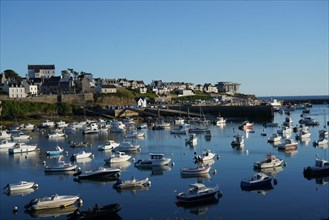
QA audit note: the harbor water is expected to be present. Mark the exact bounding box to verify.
[1,104,328,220]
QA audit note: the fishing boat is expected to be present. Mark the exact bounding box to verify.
[277,138,298,151]
[267,133,282,143]
[74,167,121,180]
[24,194,80,210]
[70,151,93,161]
[67,203,121,220]
[46,146,64,156]
[181,163,211,176]
[104,151,132,163]
[97,140,120,151]
[185,133,198,145]
[194,149,216,163]
[44,161,77,172]
[113,177,151,190]
[254,153,283,169]
[240,173,273,189]
[303,158,329,179]
[176,183,221,204]
[3,181,38,192]
[231,134,244,148]
[115,141,140,152]
[134,153,171,167]
[8,142,37,154]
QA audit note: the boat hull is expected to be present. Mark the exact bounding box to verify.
[176,191,219,204]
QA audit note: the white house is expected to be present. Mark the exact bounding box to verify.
[22,80,38,96]
[3,83,27,98]
[28,64,55,78]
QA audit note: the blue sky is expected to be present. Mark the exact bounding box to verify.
[1,1,328,96]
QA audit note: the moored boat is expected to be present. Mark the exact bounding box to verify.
[134,153,171,167]
[4,180,38,192]
[24,194,80,210]
[8,142,37,154]
[240,173,273,189]
[254,153,283,169]
[0,140,16,149]
[176,183,221,204]
[115,141,140,152]
[46,146,64,156]
[181,163,211,176]
[97,140,119,151]
[303,158,329,179]
[113,177,151,190]
[104,151,132,163]
[231,134,244,148]
[44,161,77,172]
[74,167,121,180]
[70,151,93,161]
[277,138,298,151]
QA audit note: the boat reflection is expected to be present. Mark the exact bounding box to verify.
[176,197,220,215]
[4,188,36,197]
[106,161,132,171]
[254,166,284,177]
[136,165,171,176]
[73,177,118,185]
[240,184,274,196]
[25,204,77,218]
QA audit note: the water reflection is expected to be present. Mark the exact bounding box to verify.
[4,188,36,197]
[240,184,274,196]
[106,161,132,171]
[136,165,172,176]
[176,197,220,215]
[25,204,77,218]
[254,166,284,177]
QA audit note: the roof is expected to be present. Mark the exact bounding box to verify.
[28,65,55,71]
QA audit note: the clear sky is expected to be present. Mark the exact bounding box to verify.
[1,0,328,97]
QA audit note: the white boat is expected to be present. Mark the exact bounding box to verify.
[0,140,16,149]
[56,121,69,128]
[70,151,93,161]
[74,167,121,180]
[0,130,12,139]
[194,149,216,163]
[267,133,282,143]
[41,120,55,128]
[304,158,329,178]
[277,126,292,137]
[11,132,31,141]
[240,173,273,189]
[134,153,171,167]
[46,146,64,156]
[47,130,67,138]
[295,130,311,140]
[277,138,298,151]
[319,130,328,138]
[25,194,80,210]
[254,153,283,169]
[181,163,211,176]
[170,124,189,134]
[4,181,38,192]
[20,123,35,130]
[97,140,120,151]
[185,133,197,145]
[124,130,145,138]
[44,161,77,172]
[239,121,254,131]
[113,177,151,190]
[176,183,220,204]
[231,134,244,148]
[115,141,140,152]
[215,117,226,126]
[313,138,328,146]
[104,151,132,163]
[8,142,37,154]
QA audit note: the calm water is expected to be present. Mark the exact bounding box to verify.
[1,105,329,220]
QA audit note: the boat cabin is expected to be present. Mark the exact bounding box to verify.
[150,153,165,160]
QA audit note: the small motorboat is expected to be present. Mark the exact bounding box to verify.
[74,167,121,180]
[277,138,298,151]
[69,141,90,148]
[254,153,283,169]
[185,133,198,145]
[238,121,254,131]
[267,133,282,143]
[313,138,328,147]
[113,177,151,190]
[231,134,244,148]
[104,151,132,163]
[4,180,38,192]
[194,149,216,163]
[8,142,37,154]
[181,163,211,176]
[97,140,120,151]
[176,183,221,204]
[67,203,121,220]
[44,161,78,172]
[46,146,64,156]
[134,153,171,167]
[303,158,329,179]
[240,173,273,189]
[70,151,93,161]
[24,194,80,210]
[115,141,140,152]
[0,140,16,149]
[47,130,67,138]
